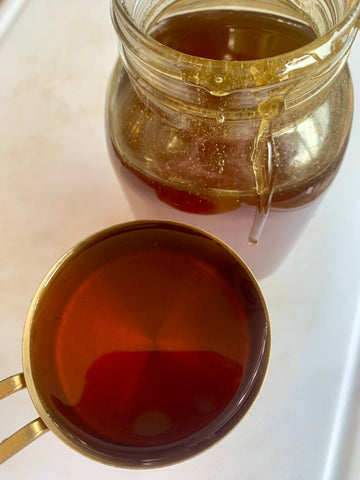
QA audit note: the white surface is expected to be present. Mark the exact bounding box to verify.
[0,1,360,479]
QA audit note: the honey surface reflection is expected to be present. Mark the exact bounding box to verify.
[53,249,247,446]
[150,10,316,61]
[53,350,243,446]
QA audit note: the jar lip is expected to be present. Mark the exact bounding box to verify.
[112,0,360,84]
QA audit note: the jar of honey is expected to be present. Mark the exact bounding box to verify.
[106,0,360,275]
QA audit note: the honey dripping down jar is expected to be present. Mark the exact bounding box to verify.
[106,0,360,277]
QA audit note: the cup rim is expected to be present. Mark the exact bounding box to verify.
[22,220,271,468]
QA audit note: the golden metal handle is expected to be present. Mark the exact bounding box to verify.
[0,373,26,399]
[0,373,48,464]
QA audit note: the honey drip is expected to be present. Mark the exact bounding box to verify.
[248,118,276,245]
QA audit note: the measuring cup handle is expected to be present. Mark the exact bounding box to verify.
[0,373,26,399]
[0,373,48,464]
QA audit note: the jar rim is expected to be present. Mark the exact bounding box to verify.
[112,0,360,87]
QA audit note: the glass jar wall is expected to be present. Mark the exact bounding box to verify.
[106,0,360,275]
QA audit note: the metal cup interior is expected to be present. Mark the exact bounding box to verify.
[22,220,270,468]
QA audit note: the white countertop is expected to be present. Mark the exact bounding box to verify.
[1,1,360,479]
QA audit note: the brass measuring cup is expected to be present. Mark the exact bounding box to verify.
[1,221,270,468]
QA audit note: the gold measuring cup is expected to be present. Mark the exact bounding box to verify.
[1,221,270,468]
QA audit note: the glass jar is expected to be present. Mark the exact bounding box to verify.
[106,0,360,276]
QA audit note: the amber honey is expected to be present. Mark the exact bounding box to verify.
[28,223,269,467]
[150,9,316,61]
[108,9,324,214]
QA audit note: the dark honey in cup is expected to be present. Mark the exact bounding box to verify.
[14,221,270,468]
